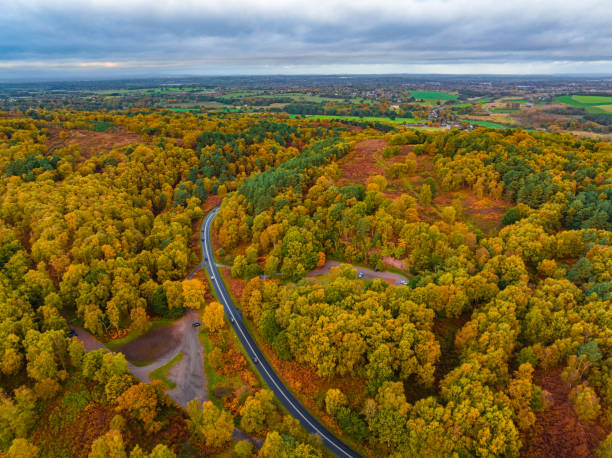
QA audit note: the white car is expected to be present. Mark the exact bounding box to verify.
[357,272,364,278]
[399,280,408,286]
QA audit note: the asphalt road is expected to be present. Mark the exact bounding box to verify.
[201,208,361,458]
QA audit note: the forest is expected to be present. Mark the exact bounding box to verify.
[0,104,610,457]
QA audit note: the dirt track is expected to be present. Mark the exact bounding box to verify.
[307,261,410,285]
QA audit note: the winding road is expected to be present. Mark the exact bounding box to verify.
[200,208,361,458]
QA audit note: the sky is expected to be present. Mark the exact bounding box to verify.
[2,0,612,79]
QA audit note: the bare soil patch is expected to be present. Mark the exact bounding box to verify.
[46,128,141,160]
[382,256,406,270]
[119,321,182,363]
[522,370,608,457]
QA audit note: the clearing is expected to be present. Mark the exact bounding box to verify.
[46,127,141,160]
[522,370,608,457]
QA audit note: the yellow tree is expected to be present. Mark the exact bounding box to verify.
[181,279,207,310]
[202,302,225,333]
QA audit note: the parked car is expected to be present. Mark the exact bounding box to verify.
[68,330,77,338]
[192,322,202,328]
[357,272,364,278]
[399,280,409,286]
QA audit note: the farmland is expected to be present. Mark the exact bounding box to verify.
[409,90,458,101]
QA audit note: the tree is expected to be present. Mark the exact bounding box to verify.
[260,431,287,458]
[232,255,247,278]
[366,344,394,394]
[264,255,280,276]
[419,184,432,207]
[234,440,253,457]
[162,281,184,311]
[148,444,176,458]
[325,388,347,416]
[239,389,275,434]
[88,429,127,458]
[571,383,601,421]
[186,400,234,448]
[598,432,612,458]
[115,381,168,434]
[130,307,151,334]
[502,207,520,226]
[567,257,594,284]
[181,279,207,310]
[202,302,225,332]
[7,438,39,458]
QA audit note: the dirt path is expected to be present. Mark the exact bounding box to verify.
[308,260,410,286]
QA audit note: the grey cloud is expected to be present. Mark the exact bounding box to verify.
[1,0,612,77]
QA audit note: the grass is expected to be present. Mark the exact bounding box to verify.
[105,317,176,351]
[465,119,511,129]
[570,95,612,105]
[149,352,184,389]
[556,95,612,113]
[594,104,612,113]
[409,90,458,101]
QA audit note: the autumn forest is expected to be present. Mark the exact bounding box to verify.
[0,83,611,458]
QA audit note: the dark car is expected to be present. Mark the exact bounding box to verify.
[68,330,77,338]
[254,358,259,364]
[192,322,202,328]
[204,257,208,261]
[230,318,235,324]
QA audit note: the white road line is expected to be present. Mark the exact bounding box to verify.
[201,210,354,458]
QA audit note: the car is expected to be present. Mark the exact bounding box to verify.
[68,330,77,338]
[399,280,409,286]
[210,275,215,280]
[204,257,208,262]
[374,268,379,272]
[192,322,202,328]
[230,318,235,324]
[254,358,259,364]
[357,272,364,278]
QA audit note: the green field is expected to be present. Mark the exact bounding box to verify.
[409,91,458,101]
[466,120,511,129]
[556,95,612,113]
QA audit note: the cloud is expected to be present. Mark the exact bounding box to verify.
[2,0,612,77]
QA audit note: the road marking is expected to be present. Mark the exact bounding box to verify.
[201,210,356,458]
